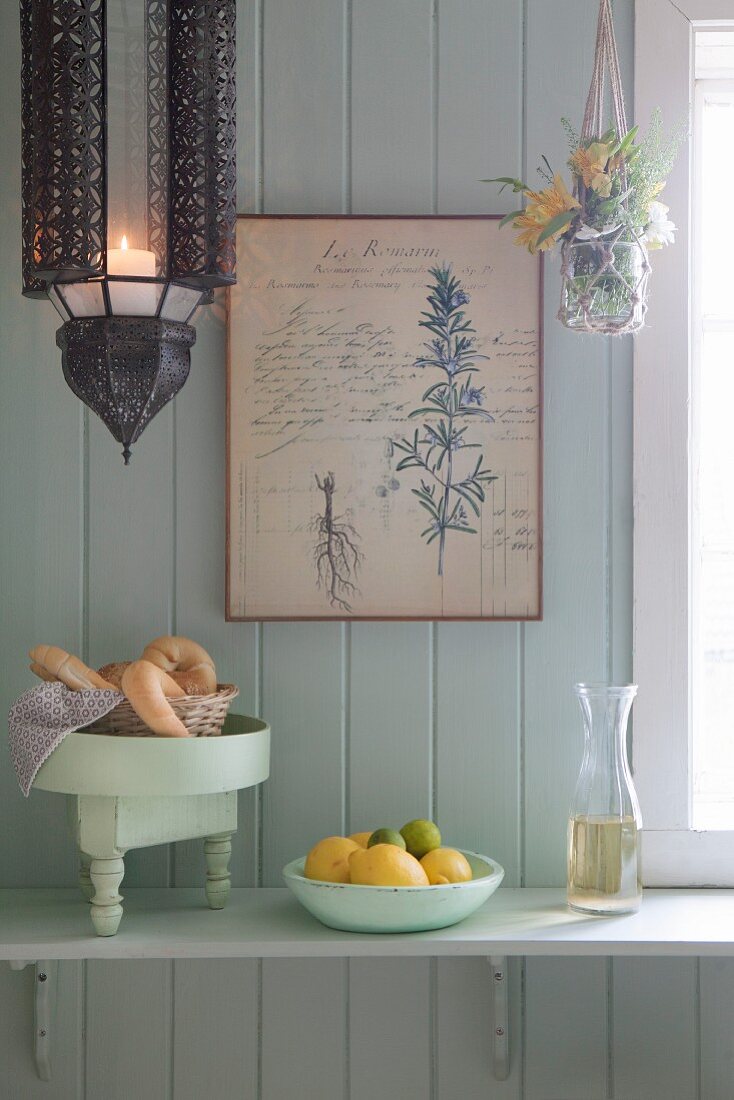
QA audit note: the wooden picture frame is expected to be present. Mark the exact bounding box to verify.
[227,215,543,621]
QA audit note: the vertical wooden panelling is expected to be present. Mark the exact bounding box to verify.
[348,8,437,1094]
[0,962,83,1100]
[349,959,431,1100]
[348,0,435,830]
[172,959,259,1100]
[351,0,434,214]
[262,0,346,213]
[349,624,433,829]
[436,623,521,882]
[261,622,345,879]
[433,7,525,1091]
[436,0,523,215]
[258,4,349,1093]
[171,320,260,886]
[435,0,524,885]
[608,3,635,693]
[2,2,722,1100]
[700,958,734,1100]
[236,0,262,217]
[171,0,262,890]
[612,958,697,1100]
[86,416,175,887]
[0,0,84,887]
[524,958,608,1100]
[86,960,172,1100]
[261,959,347,1100]
[523,0,609,888]
[258,0,346,878]
[87,415,175,670]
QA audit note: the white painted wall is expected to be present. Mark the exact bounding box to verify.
[0,1,726,1096]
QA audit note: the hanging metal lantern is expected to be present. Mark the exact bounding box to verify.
[20,0,236,462]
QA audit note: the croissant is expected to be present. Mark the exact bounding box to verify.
[28,635,219,737]
[141,635,217,696]
[29,645,117,692]
[120,660,188,737]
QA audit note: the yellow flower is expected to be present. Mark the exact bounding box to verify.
[590,171,612,197]
[569,141,612,188]
[513,174,579,253]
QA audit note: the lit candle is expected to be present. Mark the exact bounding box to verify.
[106,236,159,315]
[107,235,156,277]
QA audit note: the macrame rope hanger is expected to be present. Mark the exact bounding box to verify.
[582,0,628,148]
[559,0,650,334]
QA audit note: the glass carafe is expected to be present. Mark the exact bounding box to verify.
[567,683,642,914]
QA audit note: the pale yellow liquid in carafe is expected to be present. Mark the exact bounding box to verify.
[567,815,642,913]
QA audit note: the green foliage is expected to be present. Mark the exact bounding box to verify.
[625,109,687,230]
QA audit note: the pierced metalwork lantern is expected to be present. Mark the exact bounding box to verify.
[20,0,236,462]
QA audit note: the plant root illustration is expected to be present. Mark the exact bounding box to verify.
[394,264,497,576]
[311,472,363,613]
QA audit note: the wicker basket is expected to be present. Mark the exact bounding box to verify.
[83,684,240,738]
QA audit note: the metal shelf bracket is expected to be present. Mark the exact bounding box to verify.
[8,959,56,1081]
[489,955,510,1080]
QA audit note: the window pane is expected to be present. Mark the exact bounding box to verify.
[693,43,734,830]
[696,32,734,79]
[700,94,734,319]
[695,332,734,829]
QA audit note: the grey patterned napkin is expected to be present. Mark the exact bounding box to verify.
[8,682,122,796]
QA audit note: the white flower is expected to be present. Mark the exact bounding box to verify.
[642,201,676,249]
[574,223,602,240]
[575,222,622,240]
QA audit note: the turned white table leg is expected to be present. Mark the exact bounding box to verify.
[89,856,125,937]
[79,851,93,902]
[204,832,232,909]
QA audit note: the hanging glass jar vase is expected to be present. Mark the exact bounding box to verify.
[559,227,651,335]
[556,0,653,337]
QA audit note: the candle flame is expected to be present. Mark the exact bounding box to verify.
[121,235,128,250]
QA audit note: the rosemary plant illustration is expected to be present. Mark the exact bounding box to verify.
[310,472,363,613]
[394,265,496,577]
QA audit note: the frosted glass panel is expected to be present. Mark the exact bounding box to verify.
[48,285,69,320]
[159,284,203,322]
[59,281,106,318]
[107,279,163,317]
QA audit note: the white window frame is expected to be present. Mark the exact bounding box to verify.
[635,0,734,885]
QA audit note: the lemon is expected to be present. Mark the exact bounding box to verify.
[348,831,372,849]
[400,819,441,860]
[305,836,359,883]
[421,847,472,885]
[367,828,406,849]
[349,844,429,886]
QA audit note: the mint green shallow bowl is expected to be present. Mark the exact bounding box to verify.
[282,849,504,933]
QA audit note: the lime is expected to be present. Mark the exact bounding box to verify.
[367,828,406,849]
[400,819,441,859]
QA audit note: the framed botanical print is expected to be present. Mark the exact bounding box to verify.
[227,215,542,621]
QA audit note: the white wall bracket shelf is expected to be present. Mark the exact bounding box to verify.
[5,887,734,958]
[489,955,509,1080]
[7,889,734,1085]
[8,959,56,1081]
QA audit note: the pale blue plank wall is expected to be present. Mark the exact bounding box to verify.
[0,1,728,1097]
